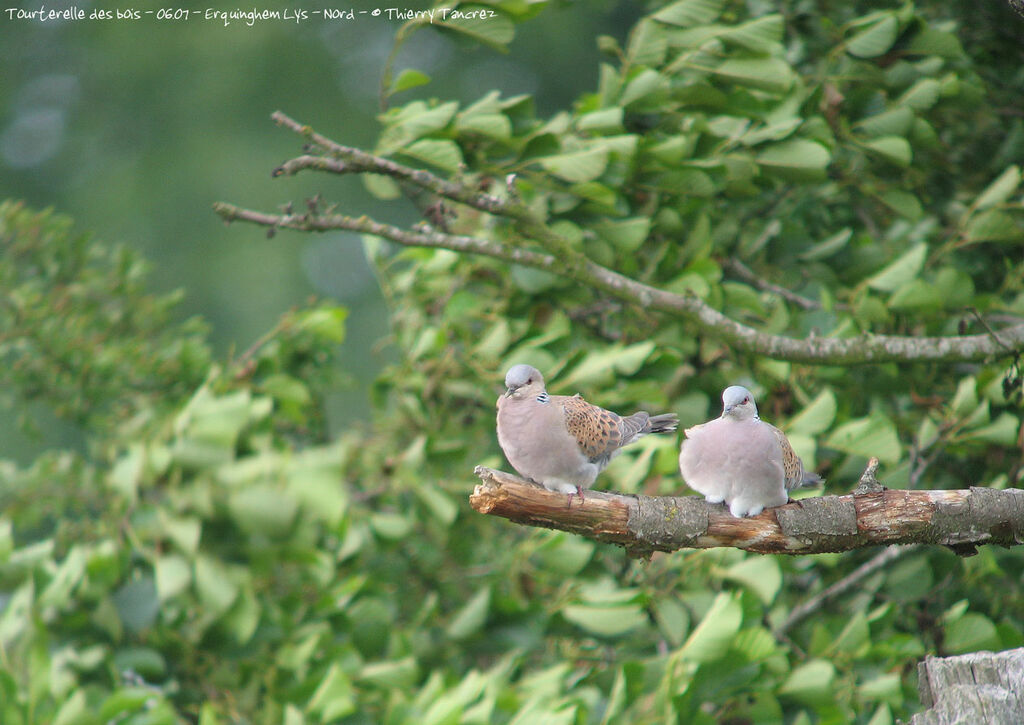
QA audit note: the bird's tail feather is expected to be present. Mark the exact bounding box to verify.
[795,472,824,489]
[646,413,679,434]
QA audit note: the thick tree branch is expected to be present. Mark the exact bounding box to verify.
[215,111,1024,364]
[469,466,1024,558]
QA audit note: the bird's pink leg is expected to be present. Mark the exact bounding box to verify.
[567,485,585,507]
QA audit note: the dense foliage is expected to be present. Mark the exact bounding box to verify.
[2,1,1024,723]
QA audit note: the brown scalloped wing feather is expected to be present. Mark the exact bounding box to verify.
[771,424,804,486]
[558,394,624,460]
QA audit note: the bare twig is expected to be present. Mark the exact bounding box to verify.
[724,258,840,311]
[213,199,1024,365]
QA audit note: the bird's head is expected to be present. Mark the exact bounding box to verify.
[504,364,545,399]
[721,385,759,420]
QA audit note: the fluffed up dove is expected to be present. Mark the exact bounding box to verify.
[679,385,822,518]
[496,364,679,505]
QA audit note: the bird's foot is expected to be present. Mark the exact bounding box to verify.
[567,485,585,508]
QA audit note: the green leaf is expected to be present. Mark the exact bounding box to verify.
[456,112,512,140]
[863,136,912,166]
[859,673,903,706]
[652,0,725,27]
[307,663,357,721]
[155,554,192,602]
[532,533,595,576]
[964,209,1021,243]
[577,107,624,133]
[370,512,413,540]
[866,242,927,292]
[38,545,86,609]
[879,190,923,221]
[944,613,1000,654]
[439,7,515,50]
[229,485,298,538]
[378,100,458,152]
[194,556,238,616]
[625,19,668,66]
[959,413,1020,446]
[0,582,34,644]
[359,657,421,690]
[510,264,562,294]
[447,586,491,640]
[950,377,979,417]
[712,58,795,93]
[898,78,941,111]
[0,519,11,565]
[363,173,402,200]
[160,513,202,556]
[113,647,168,681]
[975,166,1021,210]
[561,341,656,387]
[594,217,651,252]
[621,69,669,107]
[720,14,784,53]
[888,278,943,310]
[288,469,348,526]
[778,659,836,705]
[652,597,690,647]
[53,690,88,725]
[262,374,311,409]
[113,577,160,633]
[390,68,431,94]
[798,228,852,261]
[907,27,964,58]
[788,389,837,435]
[539,147,610,183]
[680,591,743,662]
[721,557,781,604]
[401,139,464,172]
[825,415,901,464]
[855,106,915,138]
[846,15,898,58]
[562,603,648,637]
[757,139,831,180]
[415,483,459,526]
[297,304,347,342]
[830,610,870,655]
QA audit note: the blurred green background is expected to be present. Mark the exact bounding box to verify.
[0,0,639,459]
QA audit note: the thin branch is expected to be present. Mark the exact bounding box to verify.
[213,200,1024,365]
[725,257,849,312]
[469,466,1024,558]
[776,544,918,634]
[272,111,513,217]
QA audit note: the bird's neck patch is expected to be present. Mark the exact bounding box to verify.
[536,392,550,404]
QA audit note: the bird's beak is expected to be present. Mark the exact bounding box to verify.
[504,385,517,397]
[722,404,735,416]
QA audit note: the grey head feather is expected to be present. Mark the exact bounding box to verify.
[721,385,759,419]
[504,364,544,395]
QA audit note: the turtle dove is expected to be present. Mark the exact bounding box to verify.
[496,364,678,505]
[679,385,822,518]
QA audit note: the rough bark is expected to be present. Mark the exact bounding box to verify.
[911,648,1024,725]
[469,466,1024,557]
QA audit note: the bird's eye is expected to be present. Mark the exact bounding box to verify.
[527,378,533,384]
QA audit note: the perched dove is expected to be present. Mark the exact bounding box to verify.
[678,385,822,518]
[496,364,678,505]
